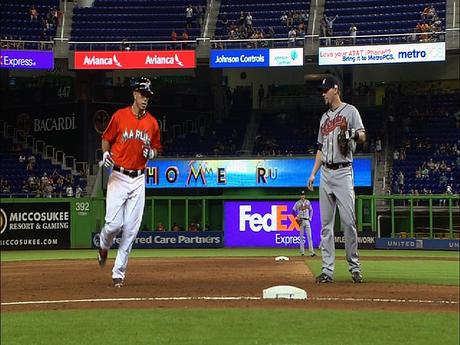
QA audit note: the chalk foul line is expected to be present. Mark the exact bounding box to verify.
[1,296,458,306]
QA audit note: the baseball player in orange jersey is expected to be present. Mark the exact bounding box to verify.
[97,77,161,288]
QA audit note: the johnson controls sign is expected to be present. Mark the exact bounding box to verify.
[224,201,321,248]
[210,48,303,68]
[74,50,196,69]
[318,42,445,65]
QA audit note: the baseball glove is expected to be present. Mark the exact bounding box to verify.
[337,119,357,156]
[295,217,302,226]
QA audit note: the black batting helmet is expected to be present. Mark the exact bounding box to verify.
[133,77,154,97]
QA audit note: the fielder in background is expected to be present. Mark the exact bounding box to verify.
[292,190,316,257]
[98,77,161,288]
[307,75,366,284]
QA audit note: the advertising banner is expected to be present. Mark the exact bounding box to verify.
[0,202,71,249]
[318,42,445,65]
[145,157,372,188]
[334,231,375,249]
[210,48,303,68]
[0,49,54,69]
[91,231,223,249]
[269,48,303,67]
[224,200,321,248]
[74,50,196,69]
[4,103,81,159]
[376,237,459,250]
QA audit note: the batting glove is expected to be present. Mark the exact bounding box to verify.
[142,146,156,160]
[102,151,114,169]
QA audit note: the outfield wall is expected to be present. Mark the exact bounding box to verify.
[1,195,458,250]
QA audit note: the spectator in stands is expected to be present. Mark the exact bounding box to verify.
[170,29,178,49]
[172,223,182,231]
[440,184,453,206]
[196,4,205,28]
[349,23,357,45]
[75,184,83,198]
[155,222,166,231]
[185,5,194,29]
[300,11,309,24]
[181,29,190,49]
[280,12,288,27]
[375,137,382,162]
[245,12,253,29]
[320,16,328,38]
[287,11,294,27]
[258,84,265,109]
[66,185,73,197]
[19,154,26,164]
[21,180,30,194]
[397,170,405,191]
[393,149,400,160]
[29,6,39,22]
[188,223,198,232]
[288,27,297,47]
[2,180,11,194]
[324,14,338,36]
[44,181,54,198]
[120,39,131,51]
[238,11,245,27]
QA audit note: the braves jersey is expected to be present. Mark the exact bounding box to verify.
[292,199,313,219]
[103,106,161,170]
[317,103,364,164]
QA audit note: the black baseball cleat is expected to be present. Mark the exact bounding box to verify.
[315,273,333,283]
[113,278,124,288]
[309,253,317,257]
[301,253,305,256]
[98,248,107,268]
[351,271,363,283]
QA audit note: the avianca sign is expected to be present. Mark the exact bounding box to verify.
[74,50,196,69]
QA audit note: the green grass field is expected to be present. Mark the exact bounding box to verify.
[1,249,459,345]
[2,308,459,345]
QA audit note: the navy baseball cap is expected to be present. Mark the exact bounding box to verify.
[319,76,340,92]
[133,77,154,97]
[300,190,305,195]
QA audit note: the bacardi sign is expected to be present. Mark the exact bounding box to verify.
[74,50,196,69]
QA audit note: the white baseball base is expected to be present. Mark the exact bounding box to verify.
[262,285,307,300]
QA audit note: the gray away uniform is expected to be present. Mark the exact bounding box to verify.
[292,199,315,255]
[317,102,364,277]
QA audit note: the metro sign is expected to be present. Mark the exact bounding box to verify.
[74,50,196,69]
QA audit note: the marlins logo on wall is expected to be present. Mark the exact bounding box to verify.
[0,208,7,234]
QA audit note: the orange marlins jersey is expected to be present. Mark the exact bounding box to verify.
[102,106,161,170]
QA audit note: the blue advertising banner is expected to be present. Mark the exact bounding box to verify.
[376,238,459,251]
[210,48,303,68]
[224,200,321,248]
[145,157,372,189]
[0,49,54,69]
[210,49,269,68]
[91,231,223,249]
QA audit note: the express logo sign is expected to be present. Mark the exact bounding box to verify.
[239,205,299,232]
[225,201,321,248]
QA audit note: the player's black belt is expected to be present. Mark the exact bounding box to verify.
[323,162,351,170]
[113,165,144,178]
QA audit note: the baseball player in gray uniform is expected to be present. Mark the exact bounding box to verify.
[307,76,365,284]
[292,190,316,257]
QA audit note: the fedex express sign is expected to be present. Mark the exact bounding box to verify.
[74,50,196,69]
[225,201,321,248]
